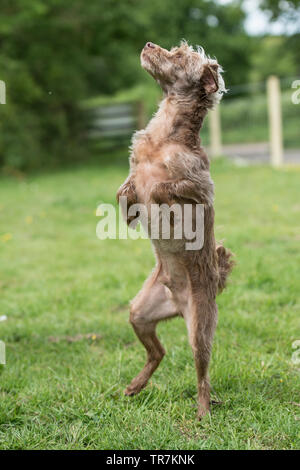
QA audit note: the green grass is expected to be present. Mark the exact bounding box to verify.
[0,157,299,450]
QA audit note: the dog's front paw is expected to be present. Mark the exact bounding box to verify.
[150,182,173,205]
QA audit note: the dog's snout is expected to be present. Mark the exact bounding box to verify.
[146,42,155,49]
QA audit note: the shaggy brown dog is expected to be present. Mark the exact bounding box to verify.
[117,41,234,419]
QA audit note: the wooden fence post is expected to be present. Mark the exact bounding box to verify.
[267,75,283,167]
[209,105,222,158]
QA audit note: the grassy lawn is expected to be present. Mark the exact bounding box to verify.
[0,156,299,450]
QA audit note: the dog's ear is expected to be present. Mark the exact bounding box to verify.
[201,64,219,94]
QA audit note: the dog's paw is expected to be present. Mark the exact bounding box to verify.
[197,406,210,421]
[124,386,137,396]
[197,400,211,421]
[150,182,173,205]
[124,385,141,396]
[124,378,147,396]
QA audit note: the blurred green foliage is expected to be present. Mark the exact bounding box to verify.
[0,0,298,170]
[250,36,298,83]
[260,0,300,19]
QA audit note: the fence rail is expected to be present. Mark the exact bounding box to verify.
[84,101,146,145]
[85,75,300,165]
[209,75,300,166]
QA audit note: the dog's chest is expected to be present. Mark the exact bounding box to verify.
[134,161,168,203]
[131,140,170,203]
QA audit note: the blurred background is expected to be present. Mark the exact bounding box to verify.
[0,0,299,171]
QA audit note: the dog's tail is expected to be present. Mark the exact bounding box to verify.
[216,243,235,294]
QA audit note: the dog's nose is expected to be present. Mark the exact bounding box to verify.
[146,42,155,49]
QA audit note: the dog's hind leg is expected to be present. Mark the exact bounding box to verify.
[125,267,179,396]
[183,285,218,420]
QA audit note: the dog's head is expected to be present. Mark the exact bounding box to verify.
[141,41,225,105]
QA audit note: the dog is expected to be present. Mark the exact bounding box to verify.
[117,41,234,419]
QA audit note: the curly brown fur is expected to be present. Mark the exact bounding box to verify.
[117,41,234,419]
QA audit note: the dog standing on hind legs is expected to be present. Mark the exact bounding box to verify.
[117,41,234,419]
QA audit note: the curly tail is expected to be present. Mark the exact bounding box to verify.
[216,244,235,294]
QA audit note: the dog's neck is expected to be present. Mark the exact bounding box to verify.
[145,94,208,148]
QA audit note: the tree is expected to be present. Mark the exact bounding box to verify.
[260,0,300,19]
[259,0,300,74]
[0,0,253,170]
